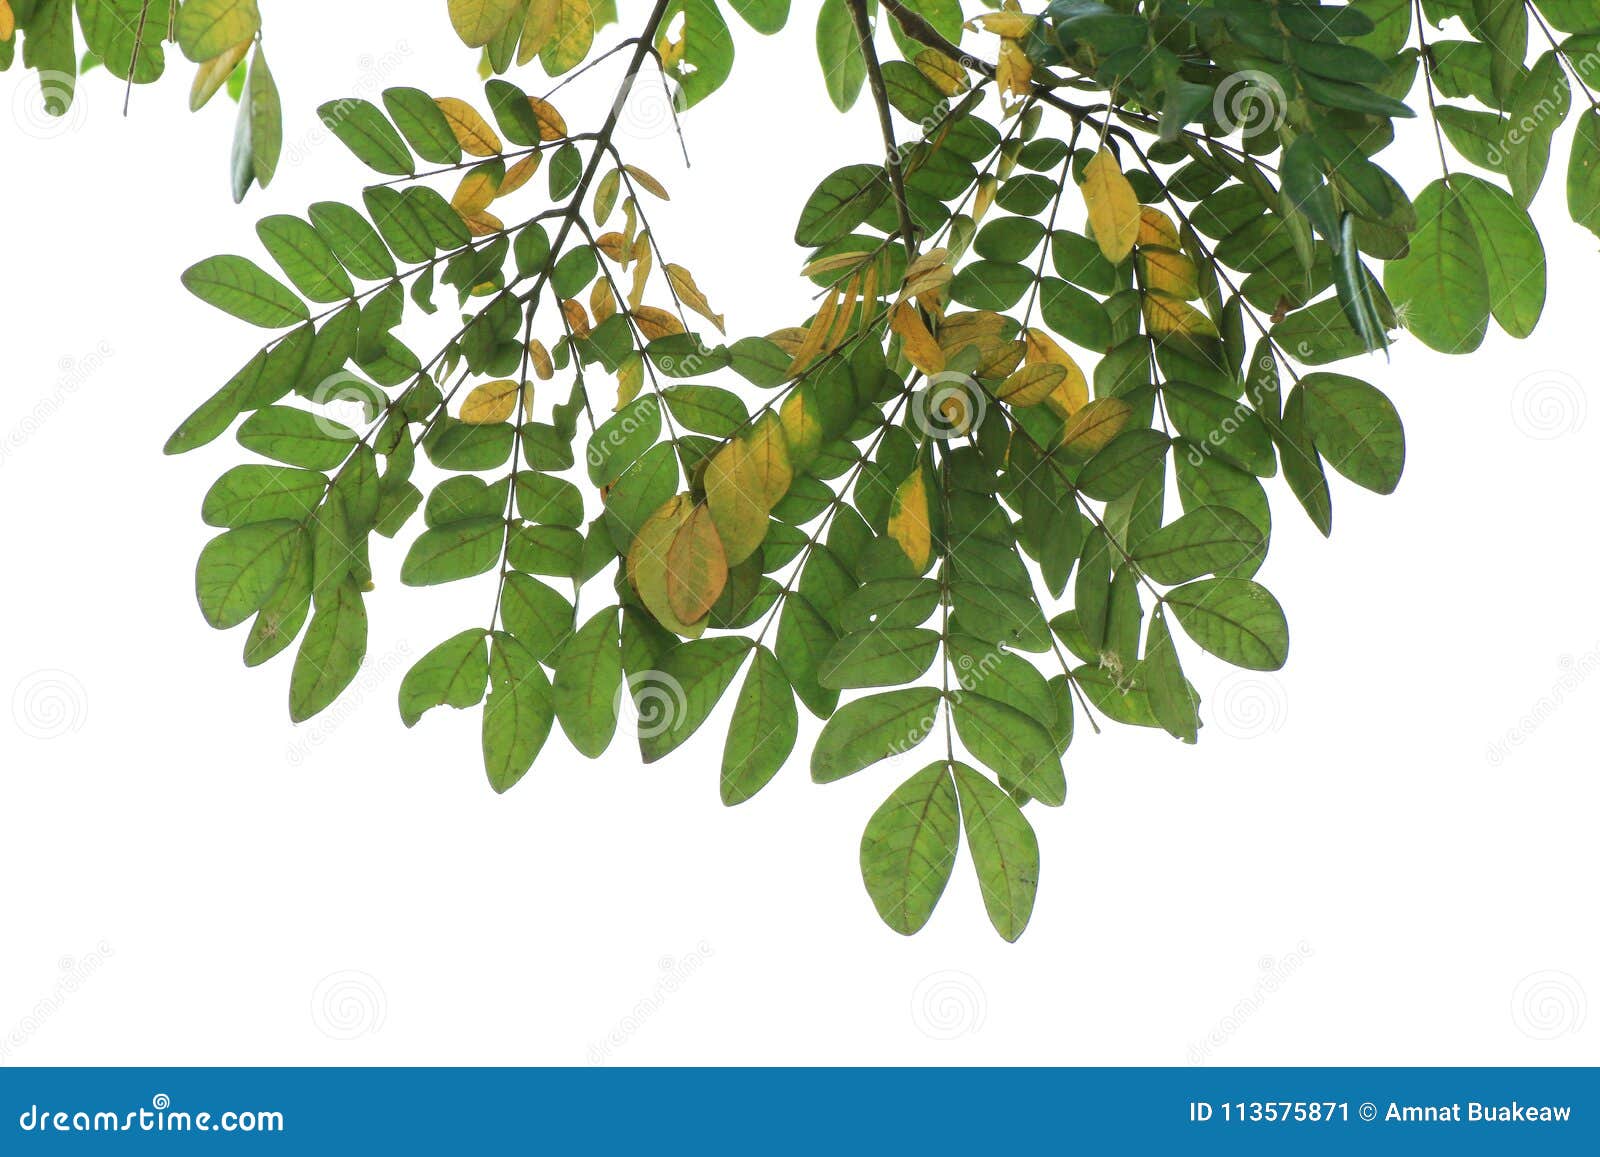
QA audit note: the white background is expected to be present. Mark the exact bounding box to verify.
[0,1,1594,1066]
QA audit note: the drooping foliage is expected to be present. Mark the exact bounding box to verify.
[11,0,1593,938]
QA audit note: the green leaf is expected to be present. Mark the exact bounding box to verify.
[721,646,798,805]
[1133,506,1264,585]
[289,578,367,722]
[195,519,301,630]
[795,164,889,247]
[308,202,397,282]
[176,0,260,63]
[1382,179,1489,354]
[1143,610,1199,743]
[812,687,942,783]
[859,762,960,935]
[317,98,415,177]
[586,395,661,485]
[950,260,1035,310]
[952,693,1066,806]
[202,465,326,528]
[182,255,306,328]
[382,86,463,164]
[816,0,865,112]
[1165,578,1289,671]
[818,627,940,689]
[637,637,752,762]
[401,516,505,586]
[553,607,622,758]
[1296,373,1406,495]
[951,763,1040,942]
[400,629,490,727]
[243,45,280,190]
[482,631,554,793]
[449,0,522,47]
[237,406,357,470]
[1451,174,1545,338]
[727,0,790,34]
[257,215,354,303]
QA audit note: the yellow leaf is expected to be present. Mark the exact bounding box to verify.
[802,251,871,277]
[594,231,627,261]
[891,302,946,376]
[704,441,768,566]
[461,210,505,236]
[914,49,969,96]
[901,248,952,301]
[189,38,252,111]
[449,0,522,48]
[996,37,1033,98]
[786,287,843,377]
[745,413,793,509]
[1080,148,1140,264]
[1137,206,1180,249]
[615,355,644,410]
[627,495,704,638]
[517,0,559,65]
[973,12,1036,37]
[1060,397,1131,455]
[593,169,621,223]
[527,96,568,141]
[527,339,554,380]
[452,166,502,215]
[665,264,725,333]
[540,0,595,76]
[1139,247,1200,300]
[779,389,822,472]
[995,362,1067,407]
[1143,291,1219,338]
[666,504,729,625]
[561,298,591,337]
[435,97,502,157]
[1024,329,1090,417]
[460,379,520,424]
[498,153,541,197]
[629,235,653,309]
[0,0,13,41]
[591,278,616,325]
[973,174,998,222]
[765,327,808,357]
[624,164,671,200]
[887,468,932,572]
[633,306,685,340]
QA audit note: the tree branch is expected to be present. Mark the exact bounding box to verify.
[847,0,918,258]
